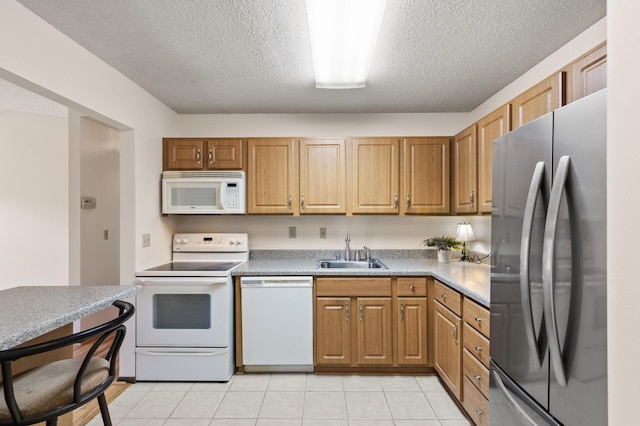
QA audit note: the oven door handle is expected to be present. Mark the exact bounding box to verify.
[134,277,229,286]
[136,348,229,356]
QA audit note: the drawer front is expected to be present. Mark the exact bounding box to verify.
[463,323,490,368]
[316,277,392,297]
[434,280,462,316]
[463,348,489,399]
[463,297,490,339]
[463,376,489,426]
[397,277,427,297]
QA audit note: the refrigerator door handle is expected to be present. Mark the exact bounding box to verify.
[542,155,571,388]
[519,161,547,369]
[492,370,539,426]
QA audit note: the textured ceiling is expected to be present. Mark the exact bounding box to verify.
[17,0,605,114]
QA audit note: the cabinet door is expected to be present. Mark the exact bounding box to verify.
[315,298,351,365]
[452,125,477,214]
[163,139,206,170]
[397,297,428,365]
[206,139,243,170]
[350,138,400,214]
[247,138,297,214]
[476,105,511,214]
[402,138,450,214]
[434,301,462,399]
[357,297,392,365]
[299,139,346,214]
[569,42,607,103]
[511,72,565,129]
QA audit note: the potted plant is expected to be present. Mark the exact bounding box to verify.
[421,235,461,263]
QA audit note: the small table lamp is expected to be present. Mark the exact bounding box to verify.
[456,222,476,262]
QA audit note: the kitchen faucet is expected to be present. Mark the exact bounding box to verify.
[345,234,351,261]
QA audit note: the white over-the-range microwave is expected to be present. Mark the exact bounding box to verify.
[162,170,246,214]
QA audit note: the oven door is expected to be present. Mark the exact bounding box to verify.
[135,276,232,347]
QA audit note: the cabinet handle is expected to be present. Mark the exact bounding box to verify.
[208,148,213,163]
[359,304,363,321]
[474,374,481,381]
[453,324,458,343]
[475,410,483,416]
[442,293,448,300]
[301,194,305,209]
[393,193,398,209]
[400,303,405,321]
[406,193,410,209]
[470,190,475,206]
[196,149,201,163]
[475,317,482,323]
[288,195,292,210]
[345,303,349,321]
[475,346,482,352]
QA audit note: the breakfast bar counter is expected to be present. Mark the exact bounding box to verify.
[0,285,141,350]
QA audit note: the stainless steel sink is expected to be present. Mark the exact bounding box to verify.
[316,259,388,269]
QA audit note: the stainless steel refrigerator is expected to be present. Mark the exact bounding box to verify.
[489,89,607,425]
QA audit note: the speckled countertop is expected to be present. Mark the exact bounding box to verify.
[0,285,142,350]
[232,250,490,307]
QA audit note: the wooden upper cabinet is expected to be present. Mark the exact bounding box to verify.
[401,138,450,215]
[299,139,347,214]
[349,138,400,214]
[206,139,243,169]
[511,72,565,129]
[163,138,243,170]
[476,104,511,214]
[569,42,607,103]
[247,138,297,214]
[452,125,478,214]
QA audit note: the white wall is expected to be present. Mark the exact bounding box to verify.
[607,1,638,423]
[0,112,69,289]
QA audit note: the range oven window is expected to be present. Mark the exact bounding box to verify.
[152,294,211,329]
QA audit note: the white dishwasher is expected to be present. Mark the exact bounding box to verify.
[240,276,314,372]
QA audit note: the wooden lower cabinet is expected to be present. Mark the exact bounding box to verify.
[463,375,489,426]
[462,297,491,426]
[315,297,351,365]
[396,297,428,365]
[434,300,462,399]
[357,297,392,365]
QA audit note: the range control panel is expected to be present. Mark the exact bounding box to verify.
[173,233,248,252]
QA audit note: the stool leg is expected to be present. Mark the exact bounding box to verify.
[97,393,112,426]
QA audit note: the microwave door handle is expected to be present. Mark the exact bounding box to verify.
[219,183,226,209]
[520,161,547,369]
[542,155,571,388]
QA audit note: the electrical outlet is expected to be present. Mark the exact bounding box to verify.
[289,226,296,238]
[320,227,327,239]
[142,233,151,247]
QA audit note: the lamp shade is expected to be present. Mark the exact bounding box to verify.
[456,223,476,243]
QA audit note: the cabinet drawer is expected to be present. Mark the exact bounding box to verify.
[463,323,490,368]
[463,297,490,339]
[397,277,427,297]
[463,376,488,426]
[434,280,462,316]
[463,348,489,399]
[316,278,392,297]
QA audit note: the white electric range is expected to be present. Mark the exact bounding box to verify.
[134,233,248,382]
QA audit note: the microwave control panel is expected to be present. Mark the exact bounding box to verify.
[223,183,240,210]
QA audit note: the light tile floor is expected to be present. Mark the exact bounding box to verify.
[86,374,471,426]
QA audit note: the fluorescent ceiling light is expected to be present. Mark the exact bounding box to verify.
[306,0,387,89]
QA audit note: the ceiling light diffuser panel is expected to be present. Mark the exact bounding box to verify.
[306,0,387,89]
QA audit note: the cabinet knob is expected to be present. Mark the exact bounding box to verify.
[475,317,482,323]
[475,410,483,416]
[442,294,448,300]
[475,346,482,352]
[409,285,416,291]
[474,374,481,381]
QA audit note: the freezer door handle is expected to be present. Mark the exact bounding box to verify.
[542,155,571,388]
[519,161,547,369]
[492,369,539,426]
